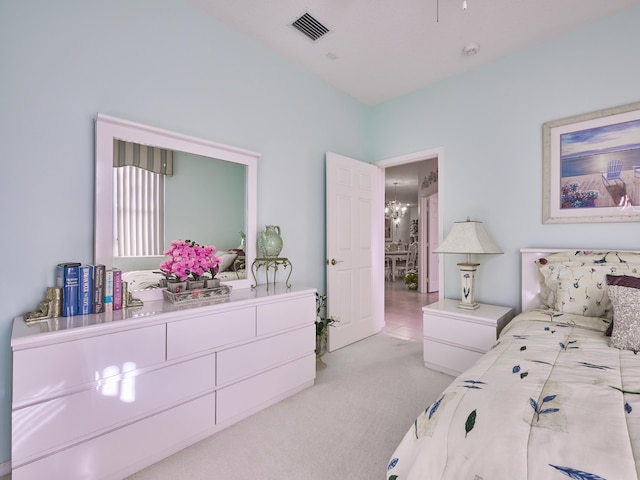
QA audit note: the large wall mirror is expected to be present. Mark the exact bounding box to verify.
[95,114,258,300]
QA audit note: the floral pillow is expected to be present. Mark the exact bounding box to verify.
[536,251,592,308]
[537,250,640,265]
[536,251,640,313]
[607,275,640,352]
[554,265,618,318]
[537,262,575,308]
[538,261,602,310]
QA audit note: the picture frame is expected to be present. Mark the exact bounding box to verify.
[384,217,392,241]
[542,101,640,224]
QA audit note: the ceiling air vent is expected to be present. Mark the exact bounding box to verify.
[291,12,329,42]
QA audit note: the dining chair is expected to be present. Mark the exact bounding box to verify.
[385,255,392,281]
[406,242,418,271]
[394,251,409,281]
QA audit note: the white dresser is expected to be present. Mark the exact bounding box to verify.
[11,285,316,480]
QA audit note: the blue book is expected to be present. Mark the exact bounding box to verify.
[56,262,81,317]
[78,265,94,315]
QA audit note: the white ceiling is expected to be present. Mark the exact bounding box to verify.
[385,162,426,207]
[188,0,639,203]
[189,0,639,106]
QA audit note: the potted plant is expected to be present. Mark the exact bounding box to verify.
[159,239,222,291]
[405,270,418,290]
[315,292,338,363]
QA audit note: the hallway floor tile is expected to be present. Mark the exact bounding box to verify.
[384,280,438,342]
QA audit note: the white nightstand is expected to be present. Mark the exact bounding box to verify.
[423,299,514,376]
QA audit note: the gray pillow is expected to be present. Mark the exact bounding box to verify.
[607,275,640,352]
[217,252,238,273]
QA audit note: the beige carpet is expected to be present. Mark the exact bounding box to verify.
[125,333,454,480]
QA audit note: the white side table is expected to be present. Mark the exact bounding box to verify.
[423,299,514,376]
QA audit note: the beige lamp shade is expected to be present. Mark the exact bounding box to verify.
[434,218,502,310]
[434,218,502,256]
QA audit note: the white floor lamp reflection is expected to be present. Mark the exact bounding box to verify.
[434,217,503,310]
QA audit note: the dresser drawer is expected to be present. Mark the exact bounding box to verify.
[256,295,315,336]
[12,353,216,465]
[13,325,166,404]
[217,325,314,386]
[12,392,216,480]
[167,307,256,360]
[217,354,315,426]
[423,314,497,352]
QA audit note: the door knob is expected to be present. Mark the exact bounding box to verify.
[327,258,342,266]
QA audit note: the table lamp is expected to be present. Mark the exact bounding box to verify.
[434,217,503,310]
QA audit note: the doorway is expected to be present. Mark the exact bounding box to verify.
[383,278,438,341]
[380,153,440,294]
[377,148,443,341]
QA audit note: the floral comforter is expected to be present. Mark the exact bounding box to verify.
[387,310,640,480]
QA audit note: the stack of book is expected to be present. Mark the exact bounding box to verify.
[56,263,126,317]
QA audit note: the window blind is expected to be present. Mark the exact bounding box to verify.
[113,166,165,257]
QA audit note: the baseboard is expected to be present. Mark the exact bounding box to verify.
[0,460,11,476]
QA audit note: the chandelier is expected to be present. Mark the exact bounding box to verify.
[385,182,407,221]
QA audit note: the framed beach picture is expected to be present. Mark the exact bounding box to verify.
[543,101,640,223]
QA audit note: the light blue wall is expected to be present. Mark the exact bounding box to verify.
[369,6,640,311]
[0,0,366,464]
[1,0,639,468]
[165,152,246,251]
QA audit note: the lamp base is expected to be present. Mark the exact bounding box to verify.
[457,300,480,310]
[457,262,480,310]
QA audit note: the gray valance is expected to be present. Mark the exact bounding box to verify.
[113,139,174,176]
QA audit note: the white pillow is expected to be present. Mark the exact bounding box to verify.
[217,252,238,273]
[121,270,164,289]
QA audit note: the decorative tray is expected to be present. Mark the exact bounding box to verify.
[162,285,233,304]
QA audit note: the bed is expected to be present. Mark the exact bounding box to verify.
[387,248,640,480]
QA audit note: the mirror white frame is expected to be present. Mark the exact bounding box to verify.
[95,113,258,298]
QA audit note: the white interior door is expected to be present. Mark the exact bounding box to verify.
[427,193,439,293]
[326,152,382,352]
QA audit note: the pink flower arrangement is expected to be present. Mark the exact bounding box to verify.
[159,239,222,282]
